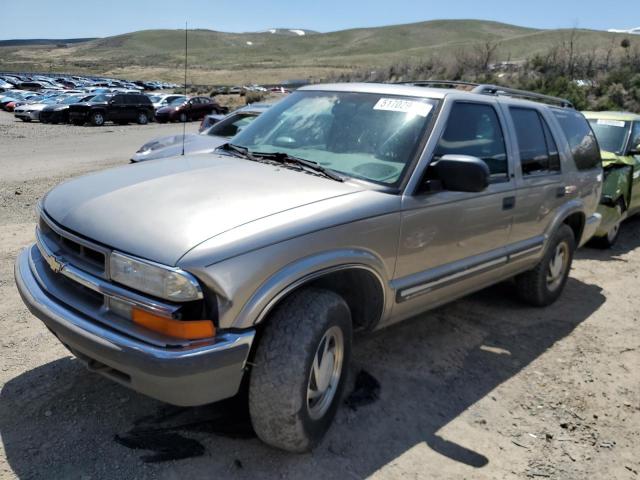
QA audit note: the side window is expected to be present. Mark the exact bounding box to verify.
[552,109,601,170]
[631,122,640,153]
[112,95,124,105]
[510,107,560,175]
[434,102,508,177]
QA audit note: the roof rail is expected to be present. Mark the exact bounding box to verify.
[471,84,574,108]
[395,80,479,90]
[395,80,574,108]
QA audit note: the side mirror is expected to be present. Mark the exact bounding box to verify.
[431,155,490,193]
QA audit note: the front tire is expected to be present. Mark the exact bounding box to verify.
[248,288,352,452]
[90,112,105,126]
[515,224,575,306]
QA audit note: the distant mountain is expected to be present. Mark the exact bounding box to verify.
[607,27,640,35]
[0,38,97,47]
[1,20,638,84]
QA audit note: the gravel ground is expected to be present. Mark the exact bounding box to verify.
[0,110,639,479]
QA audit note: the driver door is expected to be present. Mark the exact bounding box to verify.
[390,100,516,324]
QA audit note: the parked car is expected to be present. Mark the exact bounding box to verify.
[155,96,227,123]
[148,94,186,111]
[15,82,602,453]
[14,95,66,122]
[40,94,95,124]
[131,103,270,162]
[68,93,154,126]
[583,111,640,247]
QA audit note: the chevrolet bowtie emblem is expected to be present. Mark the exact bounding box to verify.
[45,253,65,274]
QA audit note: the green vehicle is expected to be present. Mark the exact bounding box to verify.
[583,111,640,247]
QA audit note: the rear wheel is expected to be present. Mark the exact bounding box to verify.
[515,224,575,306]
[137,111,149,125]
[249,288,352,452]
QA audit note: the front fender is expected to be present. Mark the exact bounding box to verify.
[232,249,390,329]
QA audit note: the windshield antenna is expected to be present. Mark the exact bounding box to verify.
[181,21,188,156]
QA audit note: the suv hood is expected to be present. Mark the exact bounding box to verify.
[43,154,364,266]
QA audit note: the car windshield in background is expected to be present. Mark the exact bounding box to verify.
[230,91,437,185]
[89,94,111,103]
[208,113,258,137]
[149,95,161,102]
[588,119,631,155]
[169,97,187,106]
[59,95,85,104]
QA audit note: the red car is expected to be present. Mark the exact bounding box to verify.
[5,101,18,112]
[154,96,227,123]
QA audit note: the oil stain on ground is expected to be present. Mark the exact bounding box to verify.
[116,370,381,462]
[115,399,255,463]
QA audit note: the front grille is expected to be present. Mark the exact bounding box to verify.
[39,214,107,278]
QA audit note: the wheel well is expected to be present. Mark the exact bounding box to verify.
[305,268,384,331]
[563,212,585,242]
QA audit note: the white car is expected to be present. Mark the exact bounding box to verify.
[148,94,187,111]
[14,96,67,122]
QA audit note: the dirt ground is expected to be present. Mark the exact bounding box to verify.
[0,110,638,480]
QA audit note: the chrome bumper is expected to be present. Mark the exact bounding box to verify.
[15,245,255,406]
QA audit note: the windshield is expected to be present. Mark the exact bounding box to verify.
[60,95,84,104]
[149,95,161,102]
[90,94,112,103]
[588,119,631,155]
[169,97,188,106]
[230,91,437,185]
[207,113,259,137]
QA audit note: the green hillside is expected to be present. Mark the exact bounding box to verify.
[1,19,638,84]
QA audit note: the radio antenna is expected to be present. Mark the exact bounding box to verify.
[181,21,188,156]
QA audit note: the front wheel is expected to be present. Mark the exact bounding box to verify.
[249,288,352,452]
[90,112,105,126]
[515,224,575,306]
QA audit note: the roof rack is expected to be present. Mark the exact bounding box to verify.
[395,80,574,108]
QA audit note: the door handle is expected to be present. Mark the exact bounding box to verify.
[502,196,516,210]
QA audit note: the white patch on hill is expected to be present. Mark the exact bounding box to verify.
[289,29,306,36]
[246,41,253,45]
[268,29,277,34]
[608,27,640,35]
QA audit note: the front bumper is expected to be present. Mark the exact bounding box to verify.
[15,110,39,120]
[15,245,255,406]
[580,212,602,246]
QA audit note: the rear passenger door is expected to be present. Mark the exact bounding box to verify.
[506,106,565,251]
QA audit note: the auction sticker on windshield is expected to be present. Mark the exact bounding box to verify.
[596,119,626,128]
[374,98,433,117]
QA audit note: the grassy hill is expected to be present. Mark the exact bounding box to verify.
[1,19,638,84]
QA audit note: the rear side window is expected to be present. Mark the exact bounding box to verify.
[510,107,561,175]
[434,102,508,177]
[552,109,601,170]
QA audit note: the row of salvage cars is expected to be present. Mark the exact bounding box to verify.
[1,89,228,126]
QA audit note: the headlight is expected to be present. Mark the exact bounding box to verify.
[109,252,202,302]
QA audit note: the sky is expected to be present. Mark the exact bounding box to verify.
[2,0,638,40]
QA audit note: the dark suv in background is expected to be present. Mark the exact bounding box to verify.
[68,93,154,126]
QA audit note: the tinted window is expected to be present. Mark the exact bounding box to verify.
[552,110,601,170]
[510,108,560,175]
[434,102,508,176]
[112,95,125,105]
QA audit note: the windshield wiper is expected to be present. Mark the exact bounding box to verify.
[252,151,344,182]
[217,143,258,161]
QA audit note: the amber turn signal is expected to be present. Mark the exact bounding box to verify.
[132,308,215,340]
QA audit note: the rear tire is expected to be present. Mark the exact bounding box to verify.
[249,288,352,452]
[515,224,575,307]
[136,111,149,125]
